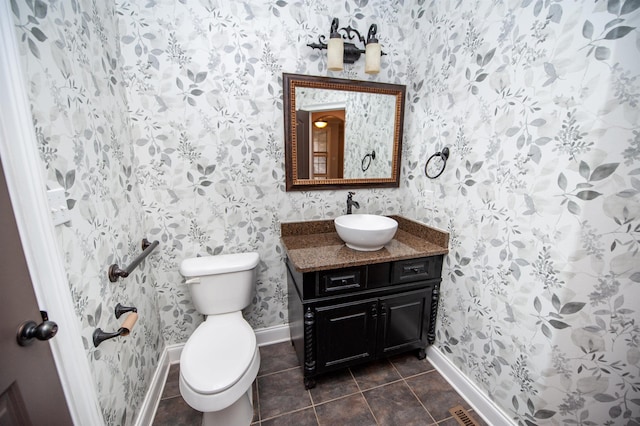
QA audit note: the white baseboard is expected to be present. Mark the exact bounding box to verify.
[134,348,171,426]
[165,343,184,364]
[138,324,291,425]
[426,346,515,426]
[256,323,291,347]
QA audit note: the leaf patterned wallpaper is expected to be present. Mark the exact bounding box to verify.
[402,1,640,425]
[10,0,640,425]
[11,0,164,424]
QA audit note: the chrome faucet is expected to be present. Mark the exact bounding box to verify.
[346,191,360,214]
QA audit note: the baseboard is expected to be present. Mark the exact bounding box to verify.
[426,346,515,426]
[138,324,291,425]
[133,347,171,426]
[165,343,184,364]
[255,323,291,347]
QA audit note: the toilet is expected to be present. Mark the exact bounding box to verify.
[178,252,261,426]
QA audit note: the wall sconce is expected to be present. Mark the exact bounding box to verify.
[308,18,384,74]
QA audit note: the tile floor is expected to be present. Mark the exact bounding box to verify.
[152,342,488,426]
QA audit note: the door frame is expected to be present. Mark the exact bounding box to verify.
[0,4,103,425]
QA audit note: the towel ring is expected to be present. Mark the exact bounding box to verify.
[425,147,449,179]
[361,150,376,172]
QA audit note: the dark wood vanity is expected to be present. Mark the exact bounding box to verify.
[281,216,448,389]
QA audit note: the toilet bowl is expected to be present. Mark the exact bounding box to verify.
[178,252,260,426]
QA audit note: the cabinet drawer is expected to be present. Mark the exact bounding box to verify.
[318,266,366,295]
[391,257,442,284]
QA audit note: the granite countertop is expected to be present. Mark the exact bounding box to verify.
[281,215,449,273]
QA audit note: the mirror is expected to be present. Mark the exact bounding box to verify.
[283,73,406,191]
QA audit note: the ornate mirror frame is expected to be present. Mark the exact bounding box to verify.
[283,73,406,191]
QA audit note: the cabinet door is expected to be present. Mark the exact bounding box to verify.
[378,288,431,356]
[315,299,378,372]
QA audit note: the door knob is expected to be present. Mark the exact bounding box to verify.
[16,311,58,346]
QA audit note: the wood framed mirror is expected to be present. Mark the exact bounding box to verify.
[283,73,406,191]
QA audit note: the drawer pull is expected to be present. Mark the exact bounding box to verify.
[329,275,356,286]
[404,265,425,274]
[324,273,361,292]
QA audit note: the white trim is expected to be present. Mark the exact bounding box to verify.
[255,323,291,347]
[427,346,515,426]
[0,5,104,425]
[165,343,184,364]
[134,349,171,426]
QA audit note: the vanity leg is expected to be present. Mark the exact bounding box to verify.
[304,377,316,390]
[427,282,440,345]
[417,348,426,360]
[303,308,317,388]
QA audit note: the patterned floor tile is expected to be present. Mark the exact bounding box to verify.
[258,342,300,376]
[350,359,402,390]
[388,352,435,378]
[309,369,360,404]
[260,407,318,426]
[257,367,312,419]
[363,381,434,426]
[152,395,201,426]
[405,370,471,422]
[315,393,377,426]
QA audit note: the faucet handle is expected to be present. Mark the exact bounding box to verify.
[348,191,356,197]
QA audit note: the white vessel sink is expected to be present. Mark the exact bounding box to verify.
[334,214,398,251]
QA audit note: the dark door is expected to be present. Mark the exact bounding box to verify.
[0,158,73,425]
[378,288,431,357]
[315,298,378,372]
[295,109,310,179]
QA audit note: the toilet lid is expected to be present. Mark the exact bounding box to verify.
[180,316,256,395]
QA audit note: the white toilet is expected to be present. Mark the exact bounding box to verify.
[178,252,261,426]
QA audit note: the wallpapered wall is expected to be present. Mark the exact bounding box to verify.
[10,0,164,424]
[10,0,639,425]
[11,0,405,424]
[116,0,407,343]
[402,1,640,425]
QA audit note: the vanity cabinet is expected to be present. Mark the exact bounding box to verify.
[286,255,443,389]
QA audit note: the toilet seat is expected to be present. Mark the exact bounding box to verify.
[180,313,256,395]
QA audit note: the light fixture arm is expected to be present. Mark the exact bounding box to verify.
[307,18,385,64]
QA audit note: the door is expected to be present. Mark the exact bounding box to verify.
[378,288,431,357]
[0,159,73,425]
[315,298,378,372]
[295,109,310,179]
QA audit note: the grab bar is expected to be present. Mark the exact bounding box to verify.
[108,238,159,282]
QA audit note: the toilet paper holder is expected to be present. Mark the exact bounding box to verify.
[92,303,138,347]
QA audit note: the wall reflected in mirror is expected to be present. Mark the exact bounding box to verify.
[283,73,406,191]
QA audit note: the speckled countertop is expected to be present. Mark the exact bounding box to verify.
[281,215,449,273]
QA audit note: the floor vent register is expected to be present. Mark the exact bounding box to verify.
[448,405,481,426]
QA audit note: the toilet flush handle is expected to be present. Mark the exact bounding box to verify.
[185,278,200,285]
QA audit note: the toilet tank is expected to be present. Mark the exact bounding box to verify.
[180,252,260,315]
